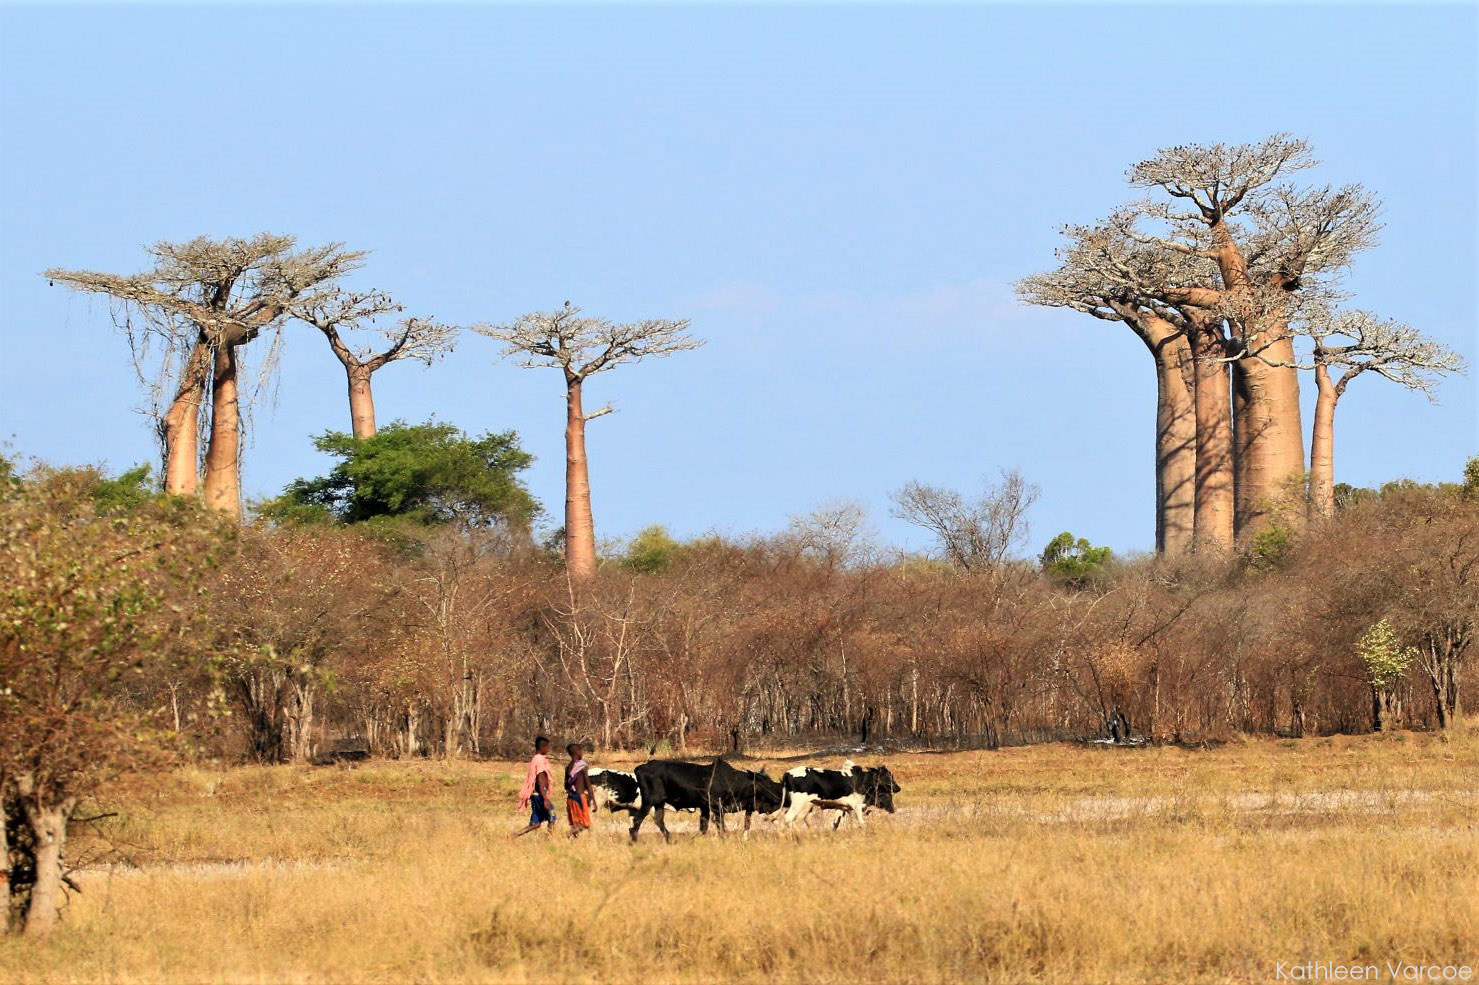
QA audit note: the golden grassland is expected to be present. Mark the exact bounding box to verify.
[3,730,1477,984]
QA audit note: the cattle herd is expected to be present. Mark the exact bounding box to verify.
[587,758,902,841]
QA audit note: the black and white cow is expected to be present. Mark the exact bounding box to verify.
[780,760,901,829]
[629,758,784,842]
[587,767,643,816]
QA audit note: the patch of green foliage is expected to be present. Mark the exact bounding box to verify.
[261,420,539,531]
[1356,619,1416,689]
[90,464,155,512]
[623,525,681,573]
[1247,523,1296,571]
[1039,531,1112,586]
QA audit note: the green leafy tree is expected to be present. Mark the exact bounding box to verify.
[1039,532,1112,586]
[1464,455,1479,500]
[1356,619,1416,732]
[263,420,539,531]
[1,466,224,935]
[90,464,155,513]
[623,525,681,574]
[1247,523,1297,571]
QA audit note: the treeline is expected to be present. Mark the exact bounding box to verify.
[5,453,1477,933]
[14,457,1479,762]
[230,467,1479,757]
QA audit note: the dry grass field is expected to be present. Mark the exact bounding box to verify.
[3,731,1477,984]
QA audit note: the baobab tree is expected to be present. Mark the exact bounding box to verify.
[474,304,701,581]
[1120,135,1380,533]
[292,288,458,438]
[1017,230,1200,554]
[1289,310,1465,521]
[1018,221,1246,551]
[46,235,364,516]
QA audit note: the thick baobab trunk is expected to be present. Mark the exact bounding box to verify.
[1188,319,1235,550]
[346,365,378,439]
[1153,335,1196,557]
[564,379,598,581]
[202,344,243,519]
[1308,362,1338,522]
[1124,307,1194,557]
[162,339,211,496]
[1208,220,1305,538]
[1232,343,1305,537]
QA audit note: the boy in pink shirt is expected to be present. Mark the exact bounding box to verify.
[511,735,556,839]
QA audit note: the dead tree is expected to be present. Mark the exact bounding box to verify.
[890,470,1039,569]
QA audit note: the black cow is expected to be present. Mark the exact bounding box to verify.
[781,760,901,829]
[629,758,784,842]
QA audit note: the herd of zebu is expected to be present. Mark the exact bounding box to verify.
[587,758,902,841]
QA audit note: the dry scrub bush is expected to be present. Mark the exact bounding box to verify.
[65,483,1473,770]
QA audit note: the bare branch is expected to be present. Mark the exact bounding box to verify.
[1284,310,1468,400]
[1128,134,1316,219]
[292,287,457,371]
[471,303,702,381]
[890,470,1040,569]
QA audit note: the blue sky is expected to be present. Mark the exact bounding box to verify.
[2,3,1475,556]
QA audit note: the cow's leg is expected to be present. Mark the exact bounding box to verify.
[832,811,844,831]
[698,806,710,836]
[653,805,672,844]
[849,794,867,828]
[785,794,814,830]
[629,803,650,842]
[742,810,753,841]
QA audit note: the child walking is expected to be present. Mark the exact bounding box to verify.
[565,743,595,838]
[511,735,556,839]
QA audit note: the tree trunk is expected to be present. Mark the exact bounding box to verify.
[1188,318,1235,550]
[1232,342,1304,538]
[202,344,243,519]
[1308,362,1338,522]
[16,778,73,938]
[1,780,11,928]
[1420,628,1465,731]
[347,365,377,439]
[564,379,598,582]
[162,338,211,496]
[241,666,287,763]
[284,679,316,763]
[1154,335,1196,556]
[1207,220,1305,539]
[1371,685,1403,733]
